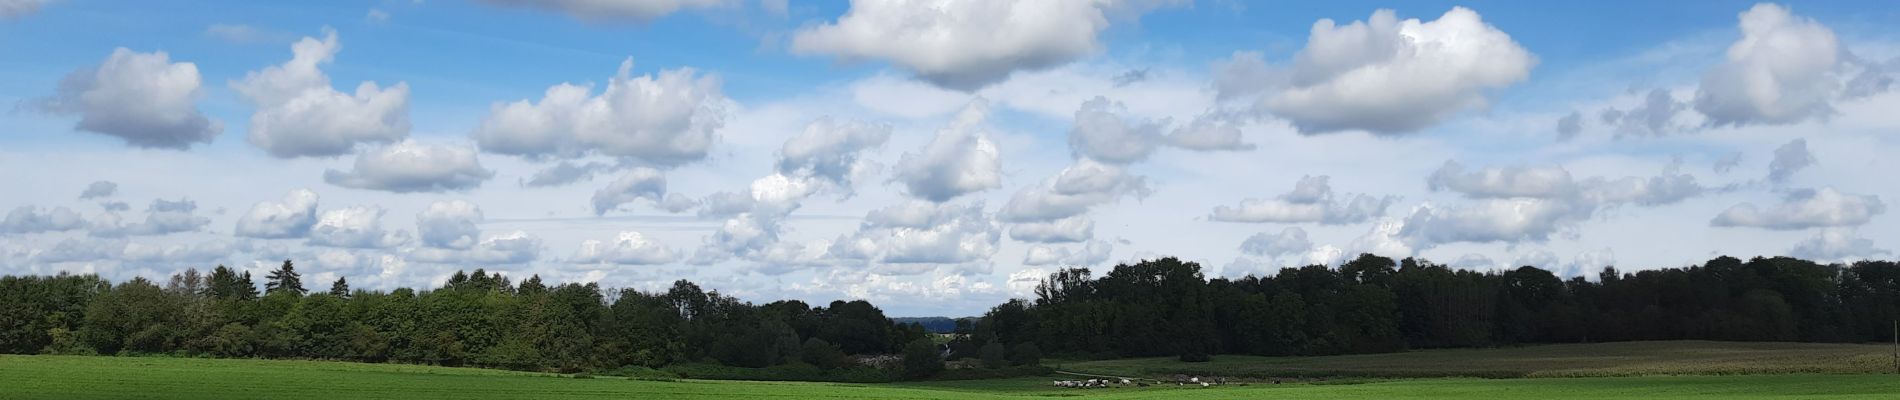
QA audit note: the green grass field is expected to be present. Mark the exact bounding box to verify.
[1058,340,1900,379]
[5,341,1900,399]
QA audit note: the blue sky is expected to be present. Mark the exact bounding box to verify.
[2,0,1897,316]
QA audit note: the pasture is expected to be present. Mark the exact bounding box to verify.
[1057,340,1900,379]
[5,348,1900,399]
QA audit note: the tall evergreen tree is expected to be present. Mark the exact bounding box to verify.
[205,265,239,299]
[238,271,260,300]
[329,277,350,298]
[264,260,304,295]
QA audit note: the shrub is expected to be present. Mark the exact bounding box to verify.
[1008,343,1040,366]
[800,338,848,370]
[900,339,944,379]
[978,342,1006,369]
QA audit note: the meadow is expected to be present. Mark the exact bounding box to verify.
[6,341,1900,400]
[1057,340,1900,379]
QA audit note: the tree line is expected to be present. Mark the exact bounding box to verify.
[956,255,1900,361]
[2,254,1897,376]
[0,261,937,375]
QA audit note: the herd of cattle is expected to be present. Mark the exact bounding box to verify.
[1051,375,1234,389]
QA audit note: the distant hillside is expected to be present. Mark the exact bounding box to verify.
[892,317,962,333]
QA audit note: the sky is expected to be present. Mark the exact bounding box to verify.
[2,0,1898,317]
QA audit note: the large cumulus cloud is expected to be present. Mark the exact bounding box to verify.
[323,141,494,193]
[1242,7,1536,134]
[234,189,320,239]
[234,28,411,158]
[1712,188,1884,230]
[790,0,1144,91]
[1695,3,1843,126]
[893,101,1002,202]
[471,58,727,167]
[36,48,221,149]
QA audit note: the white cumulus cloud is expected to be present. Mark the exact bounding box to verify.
[790,0,1135,91]
[1261,7,1535,134]
[323,140,494,193]
[1695,3,1843,126]
[893,101,1002,202]
[37,48,221,149]
[234,189,320,239]
[572,231,679,265]
[234,28,411,158]
[1712,187,1885,230]
[471,58,727,167]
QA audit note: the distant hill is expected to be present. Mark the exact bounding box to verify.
[891,317,962,333]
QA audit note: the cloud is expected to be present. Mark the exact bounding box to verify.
[88,199,210,237]
[1694,3,1842,126]
[35,48,221,149]
[1259,7,1535,134]
[1240,226,1312,258]
[471,58,727,167]
[118,240,246,266]
[1429,161,1574,199]
[1450,253,1498,270]
[790,0,1127,90]
[1167,112,1254,151]
[1714,152,1744,174]
[1789,228,1889,262]
[234,28,411,158]
[77,181,116,199]
[1403,161,1710,249]
[1767,138,1814,183]
[1555,111,1582,141]
[591,167,669,215]
[520,161,615,188]
[1599,89,1688,137]
[1068,96,1165,164]
[1008,215,1094,243]
[1,0,48,19]
[416,200,482,250]
[571,231,679,265]
[306,206,411,248]
[777,117,891,192]
[476,0,730,23]
[323,140,495,193]
[408,231,543,265]
[829,200,999,265]
[1397,198,1582,248]
[204,24,271,44]
[893,101,1002,202]
[234,189,320,239]
[1,206,84,234]
[1023,240,1113,266]
[1429,160,1706,206]
[406,200,542,265]
[1000,159,1150,222]
[1712,187,1885,230]
[1209,175,1396,224]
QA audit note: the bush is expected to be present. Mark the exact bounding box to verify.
[1178,351,1211,363]
[978,342,1006,369]
[599,365,678,381]
[800,338,848,370]
[930,365,1054,381]
[662,362,897,383]
[900,338,944,380]
[1008,343,1040,366]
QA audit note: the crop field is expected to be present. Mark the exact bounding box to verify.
[1057,340,1900,379]
[5,349,1900,400]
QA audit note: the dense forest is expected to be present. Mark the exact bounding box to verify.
[3,254,1898,379]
